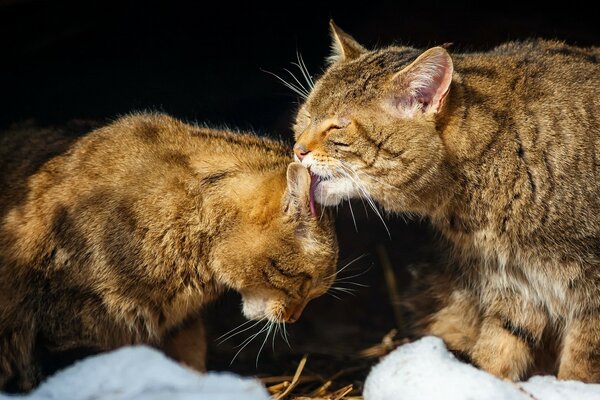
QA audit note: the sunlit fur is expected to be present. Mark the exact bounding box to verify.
[293,22,600,382]
[0,113,338,391]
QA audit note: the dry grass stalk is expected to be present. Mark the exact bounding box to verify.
[359,329,409,359]
[375,244,404,332]
[273,354,308,399]
[331,384,354,399]
[306,381,332,397]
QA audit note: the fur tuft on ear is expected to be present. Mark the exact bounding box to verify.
[328,20,366,64]
[284,162,311,218]
[387,46,454,117]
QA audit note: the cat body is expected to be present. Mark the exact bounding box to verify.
[293,22,600,381]
[0,113,338,391]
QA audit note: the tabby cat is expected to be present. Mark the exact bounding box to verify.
[292,21,600,382]
[0,113,338,391]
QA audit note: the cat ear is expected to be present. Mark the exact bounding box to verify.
[328,20,366,64]
[387,46,453,116]
[285,162,311,218]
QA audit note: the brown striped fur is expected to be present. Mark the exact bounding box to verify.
[293,22,600,381]
[0,113,338,391]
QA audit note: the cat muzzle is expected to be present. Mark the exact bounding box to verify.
[284,300,309,323]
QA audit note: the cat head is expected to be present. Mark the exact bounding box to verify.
[212,163,338,324]
[293,21,454,212]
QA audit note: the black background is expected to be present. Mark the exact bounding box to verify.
[2,0,599,385]
[1,0,598,134]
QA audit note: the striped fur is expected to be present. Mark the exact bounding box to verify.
[293,23,600,382]
[0,113,338,391]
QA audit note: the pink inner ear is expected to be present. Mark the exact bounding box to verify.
[392,48,453,115]
[412,58,452,112]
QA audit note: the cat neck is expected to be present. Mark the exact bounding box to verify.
[430,75,505,234]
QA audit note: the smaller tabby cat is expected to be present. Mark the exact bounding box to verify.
[0,113,338,391]
[292,21,600,382]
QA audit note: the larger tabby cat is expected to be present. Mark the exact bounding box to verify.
[292,21,600,381]
[0,113,338,391]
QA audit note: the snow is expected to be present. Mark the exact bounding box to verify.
[364,336,600,400]
[3,336,600,400]
[0,346,269,400]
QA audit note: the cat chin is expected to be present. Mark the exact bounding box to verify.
[240,290,284,322]
[314,179,361,206]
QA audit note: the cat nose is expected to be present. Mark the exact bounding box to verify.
[284,300,308,323]
[293,143,311,161]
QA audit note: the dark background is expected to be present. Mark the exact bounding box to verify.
[1,0,598,133]
[2,0,599,392]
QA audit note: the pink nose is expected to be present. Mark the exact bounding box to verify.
[284,301,308,323]
[294,143,310,161]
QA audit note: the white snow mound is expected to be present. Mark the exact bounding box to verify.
[0,346,269,400]
[364,336,600,400]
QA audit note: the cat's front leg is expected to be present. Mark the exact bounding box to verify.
[162,316,206,372]
[558,313,600,382]
[471,295,547,380]
[426,288,481,358]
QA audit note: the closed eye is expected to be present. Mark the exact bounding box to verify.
[269,257,311,280]
[329,140,350,147]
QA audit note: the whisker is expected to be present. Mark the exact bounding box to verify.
[335,281,369,288]
[218,318,264,344]
[281,322,291,348]
[255,321,274,367]
[272,322,278,352]
[293,51,314,92]
[229,321,270,365]
[283,67,310,95]
[260,68,308,99]
[347,196,358,232]
[329,287,357,296]
[324,253,369,280]
[234,322,268,349]
[338,164,391,238]
[297,51,315,88]
[335,264,373,281]
[216,318,254,342]
[327,292,342,300]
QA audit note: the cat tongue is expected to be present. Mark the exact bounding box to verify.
[309,172,319,218]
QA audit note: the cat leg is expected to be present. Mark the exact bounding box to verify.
[162,316,206,372]
[558,314,600,382]
[0,326,40,392]
[425,288,481,357]
[471,295,547,380]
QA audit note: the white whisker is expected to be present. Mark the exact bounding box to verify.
[281,323,291,348]
[218,318,264,344]
[347,195,358,232]
[216,318,254,342]
[297,51,315,88]
[327,292,342,300]
[283,67,310,94]
[338,163,391,238]
[329,287,357,296]
[293,50,315,91]
[260,68,308,98]
[335,263,373,281]
[335,281,369,288]
[324,253,369,280]
[255,321,273,367]
[229,321,270,365]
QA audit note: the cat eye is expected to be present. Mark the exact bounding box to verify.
[328,139,350,147]
[324,124,343,133]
